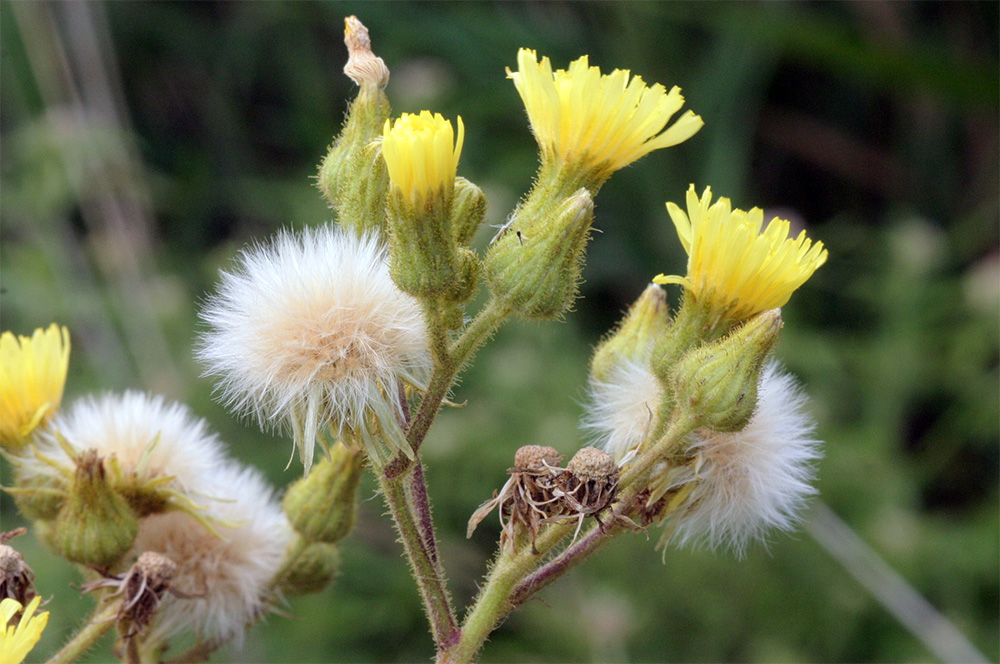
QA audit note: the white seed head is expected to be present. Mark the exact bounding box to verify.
[666,362,822,555]
[23,391,228,497]
[133,461,291,645]
[582,357,662,462]
[197,226,431,469]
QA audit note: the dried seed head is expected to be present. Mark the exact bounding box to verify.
[567,447,617,480]
[83,551,179,649]
[514,445,562,471]
[0,536,36,607]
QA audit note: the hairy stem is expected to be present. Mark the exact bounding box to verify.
[379,471,459,652]
[509,522,612,607]
[439,522,574,664]
[386,296,511,478]
[45,599,119,664]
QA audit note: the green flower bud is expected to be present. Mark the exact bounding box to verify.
[52,450,139,569]
[485,188,594,320]
[274,537,341,596]
[317,17,392,235]
[450,177,487,247]
[590,283,671,383]
[283,443,365,544]
[669,309,782,432]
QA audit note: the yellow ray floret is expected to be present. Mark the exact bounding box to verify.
[382,111,464,203]
[655,185,828,322]
[0,597,49,664]
[508,48,703,180]
[0,324,71,452]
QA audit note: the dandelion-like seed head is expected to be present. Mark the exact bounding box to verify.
[382,111,464,204]
[0,324,70,453]
[584,357,663,463]
[130,462,291,645]
[657,362,822,555]
[655,185,828,324]
[20,392,229,520]
[508,49,703,185]
[198,226,431,469]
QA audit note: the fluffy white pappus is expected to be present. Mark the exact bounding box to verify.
[582,357,662,462]
[24,391,228,497]
[133,461,292,646]
[197,226,431,468]
[666,362,822,555]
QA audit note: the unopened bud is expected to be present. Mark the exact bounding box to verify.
[485,189,594,320]
[275,538,340,596]
[670,309,783,431]
[283,443,365,544]
[52,450,138,569]
[590,283,671,383]
[449,177,487,247]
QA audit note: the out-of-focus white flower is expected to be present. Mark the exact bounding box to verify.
[658,362,821,554]
[133,461,291,646]
[584,357,662,462]
[198,226,431,470]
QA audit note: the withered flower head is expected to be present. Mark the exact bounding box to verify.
[0,529,37,608]
[82,551,181,652]
[466,445,565,552]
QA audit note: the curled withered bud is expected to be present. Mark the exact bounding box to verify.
[82,551,183,650]
[466,445,564,552]
[343,16,389,89]
[0,529,37,608]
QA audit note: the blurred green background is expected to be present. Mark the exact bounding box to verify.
[1,2,997,662]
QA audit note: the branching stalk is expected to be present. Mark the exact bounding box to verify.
[379,470,460,652]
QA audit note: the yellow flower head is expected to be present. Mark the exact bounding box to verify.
[654,185,828,322]
[0,324,70,452]
[0,596,49,664]
[508,48,703,184]
[382,111,464,204]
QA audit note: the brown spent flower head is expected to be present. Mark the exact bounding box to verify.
[83,551,182,653]
[566,447,618,480]
[0,529,37,608]
[550,447,632,539]
[467,445,565,552]
[514,445,562,471]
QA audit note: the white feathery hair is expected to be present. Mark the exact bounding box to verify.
[582,357,663,462]
[664,361,822,555]
[133,461,291,646]
[197,225,431,469]
[23,391,227,497]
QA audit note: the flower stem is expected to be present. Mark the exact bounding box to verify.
[379,469,460,653]
[439,522,574,664]
[45,599,119,664]
[509,522,612,607]
[386,296,511,478]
